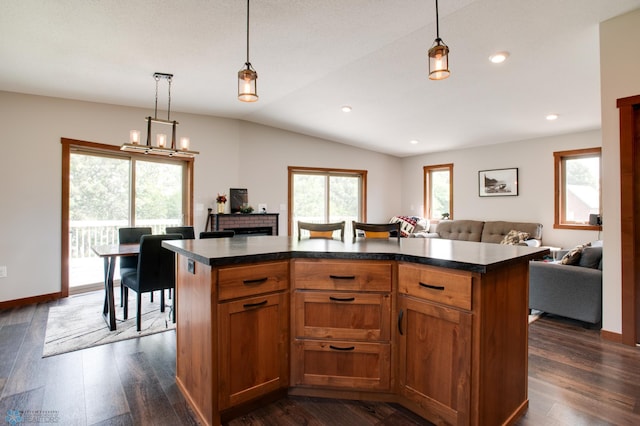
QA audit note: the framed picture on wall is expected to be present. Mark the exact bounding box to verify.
[478,168,518,197]
[230,188,248,213]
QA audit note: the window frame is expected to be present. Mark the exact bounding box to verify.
[61,138,194,296]
[287,166,367,236]
[423,163,453,221]
[553,147,602,230]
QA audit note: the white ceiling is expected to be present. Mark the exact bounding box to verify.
[2,0,639,157]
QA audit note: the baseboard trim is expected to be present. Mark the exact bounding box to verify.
[600,329,623,344]
[0,292,62,310]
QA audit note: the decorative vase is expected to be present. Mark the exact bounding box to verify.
[217,203,225,214]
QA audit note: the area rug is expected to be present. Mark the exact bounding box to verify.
[43,289,175,357]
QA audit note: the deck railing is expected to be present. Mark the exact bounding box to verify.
[69,220,181,259]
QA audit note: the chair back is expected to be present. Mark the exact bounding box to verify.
[136,234,182,293]
[118,227,152,270]
[199,231,235,239]
[352,221,401,241]
[166,226,195,239]
[297,221,345,242]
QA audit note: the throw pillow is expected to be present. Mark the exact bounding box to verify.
[389,216,419,237]
[561,242,591,265]
[500,230,531,245]
[577,246,602,269]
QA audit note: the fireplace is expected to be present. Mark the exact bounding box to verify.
[225,226,272,237]
[206,213,279,237]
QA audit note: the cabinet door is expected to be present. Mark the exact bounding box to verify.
[397,295,471,425]
[218,292,289,410]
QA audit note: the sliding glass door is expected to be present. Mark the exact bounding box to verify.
[66,142,189,292]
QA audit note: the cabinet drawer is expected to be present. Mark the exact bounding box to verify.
[293,260,392,292]
[217,261,289,301]
[291,339,390,391]
[293,291,391,341]
[398,263,472,310]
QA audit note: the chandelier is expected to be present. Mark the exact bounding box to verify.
[121,72,199,158]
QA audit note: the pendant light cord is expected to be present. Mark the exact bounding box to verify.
[246,0,251,65]
[435,0,441,41]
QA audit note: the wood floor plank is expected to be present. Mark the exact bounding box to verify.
[1,293,639,426]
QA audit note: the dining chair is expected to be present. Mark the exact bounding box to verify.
[297,221,345,242]
[199,231,235,239]
[118,227,152,306]
[120,233,183,331]
[166,226,195,239]
[352,221,401,241]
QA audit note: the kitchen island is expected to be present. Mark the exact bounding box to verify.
[163,236,547,426]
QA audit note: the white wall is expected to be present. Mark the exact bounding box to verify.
[0,91,401,302]
[600,8,640,334]
[400,130,602,249]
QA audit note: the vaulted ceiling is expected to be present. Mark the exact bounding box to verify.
[2,0,639,157]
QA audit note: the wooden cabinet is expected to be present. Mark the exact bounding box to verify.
[291,259,393,392]
[217,261,289,410]
[397,263,472,425]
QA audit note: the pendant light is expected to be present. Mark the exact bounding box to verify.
[238,0,258,102]
[428,0,450,80]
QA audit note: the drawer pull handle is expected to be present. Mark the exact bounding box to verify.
[419,282,445,291]
[398,309,404,336]
[243,277,268,285]
[329,345,355,351]
[329,296,355,302]
[243,300,268,309]
[329,275,356,280]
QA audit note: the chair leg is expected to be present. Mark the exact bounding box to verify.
[136,292,142,332]
[123,287,129,320]
[150,291,154,302]
[160,290,165,312]
[120,284,124,307]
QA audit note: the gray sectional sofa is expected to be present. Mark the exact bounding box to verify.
[529,243,602,326]
[413,219,543,246]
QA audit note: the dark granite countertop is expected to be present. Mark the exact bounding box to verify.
[163,236,549,274]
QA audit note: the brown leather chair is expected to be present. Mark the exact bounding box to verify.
[352,221,401,241]
[297,221,345,242]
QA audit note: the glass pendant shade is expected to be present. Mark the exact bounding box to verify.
[428,41,450,80]
[238,66,258,102]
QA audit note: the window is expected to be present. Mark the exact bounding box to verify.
[554,147,601,229]
[62,138,194,295]
[423,164,453,220]
[288,166,366,238]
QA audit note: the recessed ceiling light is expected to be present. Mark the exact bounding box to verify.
[489,51,509,64]
[546,113,559,121]
[341,105,352,113]
[410,139,419,145]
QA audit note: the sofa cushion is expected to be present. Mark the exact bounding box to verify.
[500,229,531,245]
[561,242,591,265]
[578,246,603,269]
[435,220,484,242]
[481,221,543,244]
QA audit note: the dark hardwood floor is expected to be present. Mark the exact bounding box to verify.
[1,297,639,425]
